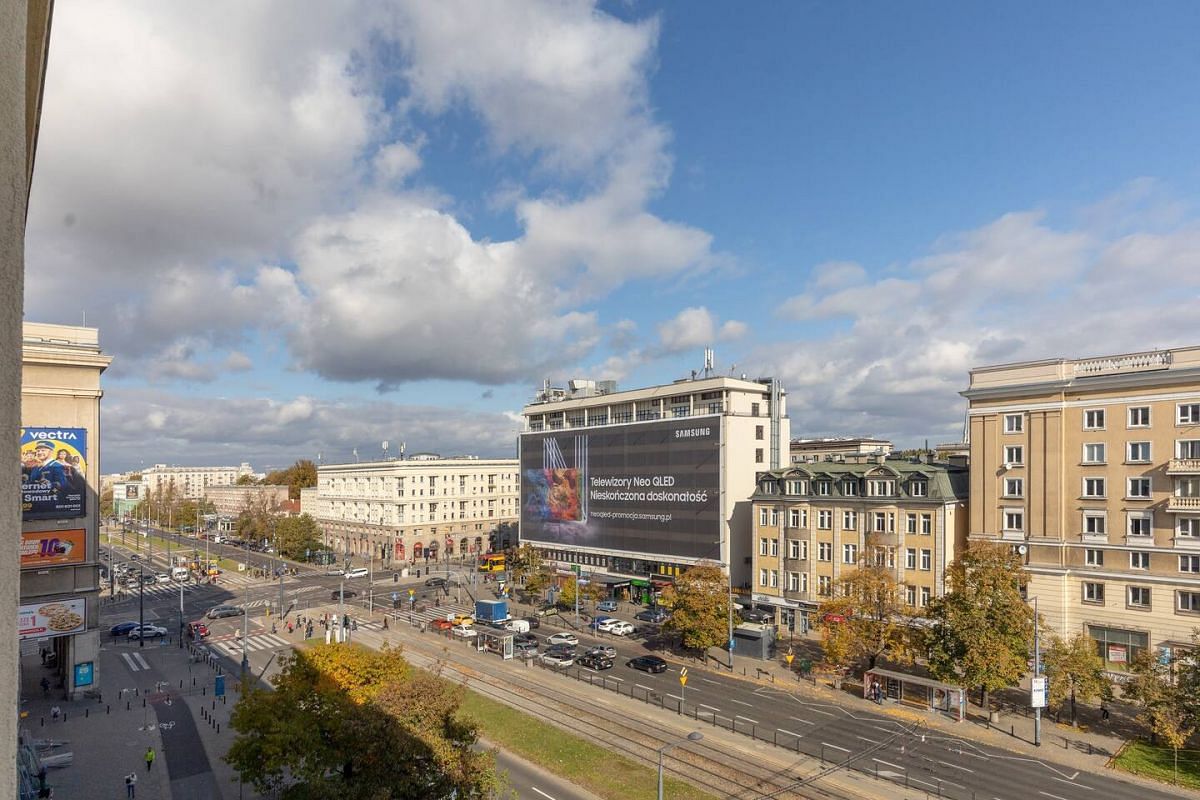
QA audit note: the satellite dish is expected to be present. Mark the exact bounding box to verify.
[1017,545,1028,555]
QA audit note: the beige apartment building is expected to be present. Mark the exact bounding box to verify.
[20,323,112,699]
[790,436,892,464]
[964,346,1200,671]
[205,484,290,520]
[139,461,256,499]
[751,457,968,634]
[312,456,519,567]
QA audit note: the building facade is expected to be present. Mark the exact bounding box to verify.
[139,461,255,500]
[204,484,289,520]
[519,375,789,597]
[311,457,519,568]
[790,436,893,464]
[750,457,968,634]
[963,346,1200,672]
[110,479,144,520]
[20,323,112,700]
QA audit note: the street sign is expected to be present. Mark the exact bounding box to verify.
[728,638,736,651]
[785,652,795,666]
[215,675,226,698]
[391,592,399,602]
[680,666,688,686]
[1031,676,1047,709]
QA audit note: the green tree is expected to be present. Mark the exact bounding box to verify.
[660,563,730,652]
[99,487,114,518]
[236,473,259,486]
[275,514,323,560]
[1125,639,1200,785]
[924,543,1033,710]
[509,543,543,586]
[556,574,603,609]
[227,644,501,799]
[817,549,915,673]
[1043,633,1111,727]
[264,459,318,500]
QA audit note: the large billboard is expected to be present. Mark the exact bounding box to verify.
[19,598,86,640]
[21,529,86,568]
[521,417,721,559]
[20,427,88,520]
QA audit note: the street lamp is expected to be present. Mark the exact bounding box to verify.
[658,731,703,800]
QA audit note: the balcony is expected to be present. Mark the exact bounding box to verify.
[1167,496,1200,513]
[1167,459,1200,475]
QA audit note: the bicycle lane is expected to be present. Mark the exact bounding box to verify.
[139,655,224,800]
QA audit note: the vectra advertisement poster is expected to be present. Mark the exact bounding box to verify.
[20,427,87,521]
[520,417,721,559]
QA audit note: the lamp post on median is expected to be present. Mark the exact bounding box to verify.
[657,731,703,800]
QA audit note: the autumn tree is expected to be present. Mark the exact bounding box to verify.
[274,514,323,560]
[557,574,603,609]
[228,643,501,799]
[264,459,318,500]
[818,548,915,673]
[509,543,545,587]
[1125,643,1200,784]
[660,563,731,652]
[1043,633,1111,727]
[236,473,259,486]
[924,543,1034,710]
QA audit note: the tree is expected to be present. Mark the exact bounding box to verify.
[227,644,502,799]
[275,514,324,560]
[1043,633,1111,727]
[264,459,318,500]
[924,543,1033,710]
[817,551,915,673]
[236,473,259,486]
[1125,639,1200,785]
[660,563,730,652]
[99,487,114,519]
[509,543,544,586]
[556,574,603,609]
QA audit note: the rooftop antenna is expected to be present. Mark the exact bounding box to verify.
[316,451,323,466]
[399,441,406,460]
[703,347,714,378]
[352,447,359,463]
[382,440,389,460]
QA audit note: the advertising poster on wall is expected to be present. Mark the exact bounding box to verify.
[520,417,721,559]
[19,598,86,640]
[21,529,86,568]
[20,427,87,521]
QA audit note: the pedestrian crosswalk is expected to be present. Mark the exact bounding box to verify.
[207,632,294,657]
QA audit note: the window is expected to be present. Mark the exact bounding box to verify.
[1004,509,1024,532]
[755,448,764,464]
[1083,477,1106,498]
[1085,548,1104,566]
[788,509,803,528]
[788,540,801,560]
[759,569,768,586]
[1004,445,1024,466]
[842,480,858,496]
[1179,518,1200,539]
[800,572,809,593]
[1127,477,1152,499]
[1180,403,1200,425]
[817,542,832,561]
[755,425,764,440]
[842,511,857,531]
[869,480,896,496]
[1084,409,1106,430]
[905,548,916,569]
[920,549,932,570]
[751,402,761,416]
[867,512,883,532]
[1178,440,1200,459]
[1083,511,1107,537]
[816,480,831,496]
[1180,555,1200,573]
[1130,551,1149,570]
[842,544,858,564]
[910,480,927,497]
[770,508,780,527]
[1004,414,1024,434]
[817,576,832,597]
[1128,587,1151,609]
[759,508,768,526]
[1128,512,1152,538]
[887,546,896,567]
[1128,406,1151,428]
[787,480,806,496]
[817,510,832,530]
[1083,582,1105,604]
[770,539,779,557]
[906,585,917,606]
[800,540,809,560]
[1083,443,1106,464]
[906,513,917,534]
[1179,591,1200,613]
[1004,478,1024,498]
[921,514,932,534]
[787,572,800,592]
[759,538,768,556]
[920,586,931,607]
[769,570,779,588]
[1127,442,1151,463]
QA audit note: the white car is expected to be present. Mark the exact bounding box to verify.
[155,573,172,584]
[540,651,575,667]
[547,632,578,647]
[607,621,635,636]
[128,624,168,640]
[451,624,477,639]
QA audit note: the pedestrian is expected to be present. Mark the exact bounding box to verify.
[39,677,49,697]
[39,648,47,665]
[306,624,313,638]
[1101,702,1110,721]
[382,616,389,630]
[125,772,137,798]
[50,705,61,721]
[287,621,294,634]
[351,618,358,631]
[145,746,155,771]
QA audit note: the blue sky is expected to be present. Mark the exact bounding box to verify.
[25,1,1200,473]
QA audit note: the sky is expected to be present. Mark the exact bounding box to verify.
[25,1,1200,474]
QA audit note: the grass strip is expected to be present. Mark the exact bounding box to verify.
[457,688,718,800]
[1112,740,1200,789]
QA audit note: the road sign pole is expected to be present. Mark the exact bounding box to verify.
[679,667,688,714]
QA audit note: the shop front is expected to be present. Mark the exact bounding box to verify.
[1087,624,1148,673]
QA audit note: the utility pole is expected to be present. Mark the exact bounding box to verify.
[1033,596,1042,747]
[178,577,185,648]
[138,564,145,647]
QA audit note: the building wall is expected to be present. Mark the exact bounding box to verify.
[140,461,254,499]
[21,323,111,702]
[965,346,1200,669]
[204,484,289,519]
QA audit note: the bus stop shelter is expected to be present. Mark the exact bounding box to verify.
[863,667,966,722]
[476,629,514,660]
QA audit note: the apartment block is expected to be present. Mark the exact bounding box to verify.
[140,462,256,500]
[790,436,892,464]
[751,457,968,634]
[963,346,1200,671]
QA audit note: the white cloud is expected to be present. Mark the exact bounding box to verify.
[813,261,868,290]
[656,307,745,354]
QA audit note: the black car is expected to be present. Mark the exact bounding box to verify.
[627,655,669,674]
[544,643,576,659]
[513,632,539,647]
[635,609,670,624]
[109,621,140,637]
[739,608,774,624]
[521,616,540,629]
[578,652,614,670]
[424,577,447,588]
[332,589,358,600]
[206,605,245,619]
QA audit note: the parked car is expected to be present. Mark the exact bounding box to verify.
[109,621,140,637]
[596,600,618,612]
[627,655,669,674]
[331,589,358,600]
[635,608,670,624]
[431,619,455,631]
[452,614,474,626]
[186,621,210,639]
[578,652,613,670]
[206,604,244,619]
[521,616,541,629]
[607,621,635,637]
[451,624,477,639]
[535,604,560,617]
[588,615,614,630]
[585,644,617,659]
[595,618,622,633]
[547,632,578,646]
[514,639,539,655]
[739,608,774,624]
[513,632,539,647]
[325,566,344,576]
[128,624,168,640]
[540,650,575,668]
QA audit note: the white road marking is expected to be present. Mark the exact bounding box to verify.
[1038,793,1071,800]
[735,715,759,725]
[872,758,904,771]
[698,704,720,712]
[634,684,653,692]
[822,742,851,753]
[730,698,754,707]
[856,735,881,745]
[938,760,974,773]
[1050,777,1091,790]
[810,708,837,717]
[666,694,683,702]
[699,677,718,685]
[790,716,815,726]
[531,788,556,800]
[777,729,805,739]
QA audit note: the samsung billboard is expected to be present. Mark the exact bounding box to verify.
[520,416,721,560]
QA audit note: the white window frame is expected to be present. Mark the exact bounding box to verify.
[758,568,768,586]
[920,586,931,607]
[1004,414,1024,434]
[788,539,800,560]
[789,509,802,528]
[1180,555,1200,574]
[842,510,857,531]
[1127,477,1152,499]
[1083,442,1106,464]
[800,572,809,593]
[1130,551,1150,570]
[1179,517,1200,539]
[842,480,858,496]
[905,548,916,569]
[1179,403,1200,425]
[920,549,932,571]
[817,510,832,530]
[873,512,887,533]
[1083,477,1106,499]
[816,481,831,496]
[906,513,917,534]
[1083,408,1106,430]
[787,572,800,592]
[1177,440,1200,459]
[921,514,932,534]
[910,480,927,497]
[817,575,832,597]
[769,508,780,527]
[800,540,809,560]
[1085,548,1104,566]
[1082,582,1105,604]
[906,585,917,606]
[1082,511,1107,538]
[1003,508,1024,532]
[1127,512,1153,539]
[817,542,832,562]
[1127,586,1151,609]
[769,570,779,588]
[842,543,858,565]
[1004,477,1024,498]
[769,538,779,557]
[1128,406,1151,428]
[759,538,768,556]
[1127,441,1151,463]
[1004,445,1024,466]
[759,508,768,526]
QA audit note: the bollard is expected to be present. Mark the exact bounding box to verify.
[126,701,131,711]
[203,687,206,696]
[180,679,183,688]
[222,695,226,705]
[106,705,110,715]
[212,700,216,710]
[40,717,44,728]
[217,723,220,734]
[143,698,146,708]
[192,677,196,687]
[85,709,88,718]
